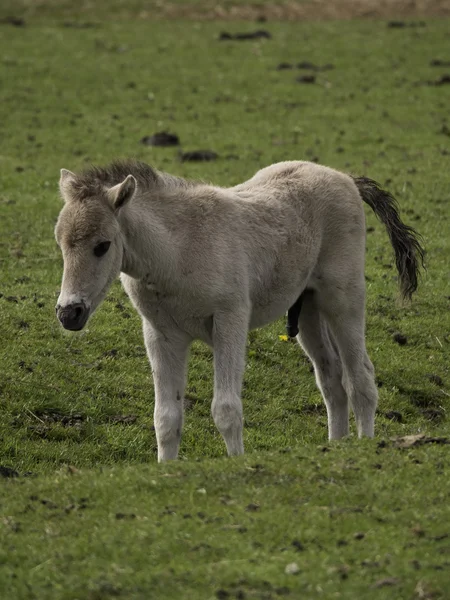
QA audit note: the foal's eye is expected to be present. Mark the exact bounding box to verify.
[93,241,111,257]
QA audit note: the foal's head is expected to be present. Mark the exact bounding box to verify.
[55,168,136,330]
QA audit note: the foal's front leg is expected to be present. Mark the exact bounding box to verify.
[143,320,191,462]
[211,308,250,456]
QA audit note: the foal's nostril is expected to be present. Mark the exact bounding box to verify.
[57,302,89,330]
[69,303,87,325]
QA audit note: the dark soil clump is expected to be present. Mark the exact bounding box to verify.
[393,332,407,345]
[434,74,450,86]
[427,373,444,386]
[108,415,138,424]
[140,132,180,146]
[385,411,403,422]
[0,465,19,478]
[62,21,99,29]
[387,21,426,28]
[296,75,316,84]
[0,16,25,27]
[276,62,294,70]
[180,150,218,162]
[219,30,271,41]
[297,61,334,71]
[430,59,450,67]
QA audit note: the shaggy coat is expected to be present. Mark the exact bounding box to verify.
[55,160,424,461]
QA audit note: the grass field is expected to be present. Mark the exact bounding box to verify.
[0,2,449,598]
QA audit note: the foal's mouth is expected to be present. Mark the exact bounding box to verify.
[63,320,88,332]
[56,302,90,331]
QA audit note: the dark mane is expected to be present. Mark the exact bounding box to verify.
[69,159,197,202]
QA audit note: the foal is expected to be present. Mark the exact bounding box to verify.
[55,160,424,461]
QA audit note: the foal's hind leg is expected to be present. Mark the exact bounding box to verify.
[318,285,378,438]
[297,290,349,439]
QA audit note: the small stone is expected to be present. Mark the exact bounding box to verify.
[285,562,300,575]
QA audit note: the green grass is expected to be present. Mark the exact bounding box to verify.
[0,7,449,599]
[2,441,450,600]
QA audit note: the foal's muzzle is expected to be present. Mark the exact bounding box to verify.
[56,301,90,331]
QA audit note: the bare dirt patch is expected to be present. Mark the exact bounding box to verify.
[4,0,450,21]
[141,1,450,21]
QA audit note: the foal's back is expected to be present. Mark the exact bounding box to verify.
[229,160,363,269]
[232,160,357,202]
[231,160,362,235]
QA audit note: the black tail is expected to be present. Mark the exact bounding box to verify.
[353,176,425,300]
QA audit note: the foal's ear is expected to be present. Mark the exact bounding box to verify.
[59,169,76,200]
[108,175,137,211]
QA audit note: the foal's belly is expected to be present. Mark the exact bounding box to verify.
[249,267,310,330]
[249,295,299,330]
[121,274,306,344]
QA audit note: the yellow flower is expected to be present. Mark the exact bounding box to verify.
[278,335,289,342]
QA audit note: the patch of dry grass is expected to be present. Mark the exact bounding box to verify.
[2,0,450,21]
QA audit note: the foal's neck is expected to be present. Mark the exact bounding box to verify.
[118,200,177,283]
